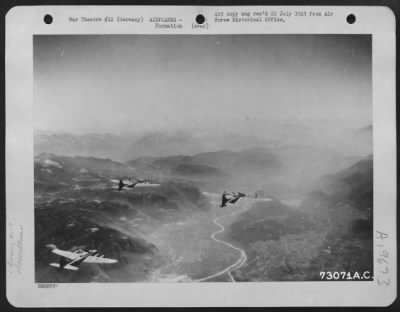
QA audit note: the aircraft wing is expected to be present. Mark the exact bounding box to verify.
[244,197,272,202]
[112,185,135,190]
[83,255,118,264]
[50,263,79,271]
[135,183,160,187]
[51,249,81,260]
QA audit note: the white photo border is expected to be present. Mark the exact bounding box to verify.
[6,5,397,307]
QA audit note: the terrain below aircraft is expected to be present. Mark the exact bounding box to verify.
[46,244,118,271]
[111,179,161,191]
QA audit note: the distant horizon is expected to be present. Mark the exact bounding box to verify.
[34,120,373,137]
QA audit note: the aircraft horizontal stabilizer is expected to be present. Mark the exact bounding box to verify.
[112,185,128,190]
[51,249,79,260]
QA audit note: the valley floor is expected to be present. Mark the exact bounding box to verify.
[147,194,260,282]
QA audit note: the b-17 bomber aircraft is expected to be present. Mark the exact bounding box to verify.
[46,244,118,271]
[220,191,266,208]
[111,178,161,191]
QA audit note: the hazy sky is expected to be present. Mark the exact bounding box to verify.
[34,35,371,134]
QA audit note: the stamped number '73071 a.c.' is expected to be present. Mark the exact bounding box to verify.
[320,271,372,280]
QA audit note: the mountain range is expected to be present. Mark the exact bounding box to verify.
[35,124,372,162]
[226,155,373,281]
[34,124,373,282]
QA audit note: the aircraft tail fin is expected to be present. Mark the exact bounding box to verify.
[46,244,57,250]
[220,194,229,208]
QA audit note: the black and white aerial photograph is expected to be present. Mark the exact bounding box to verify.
[34,34,373,283]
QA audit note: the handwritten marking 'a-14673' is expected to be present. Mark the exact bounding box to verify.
[376,230,390,286]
